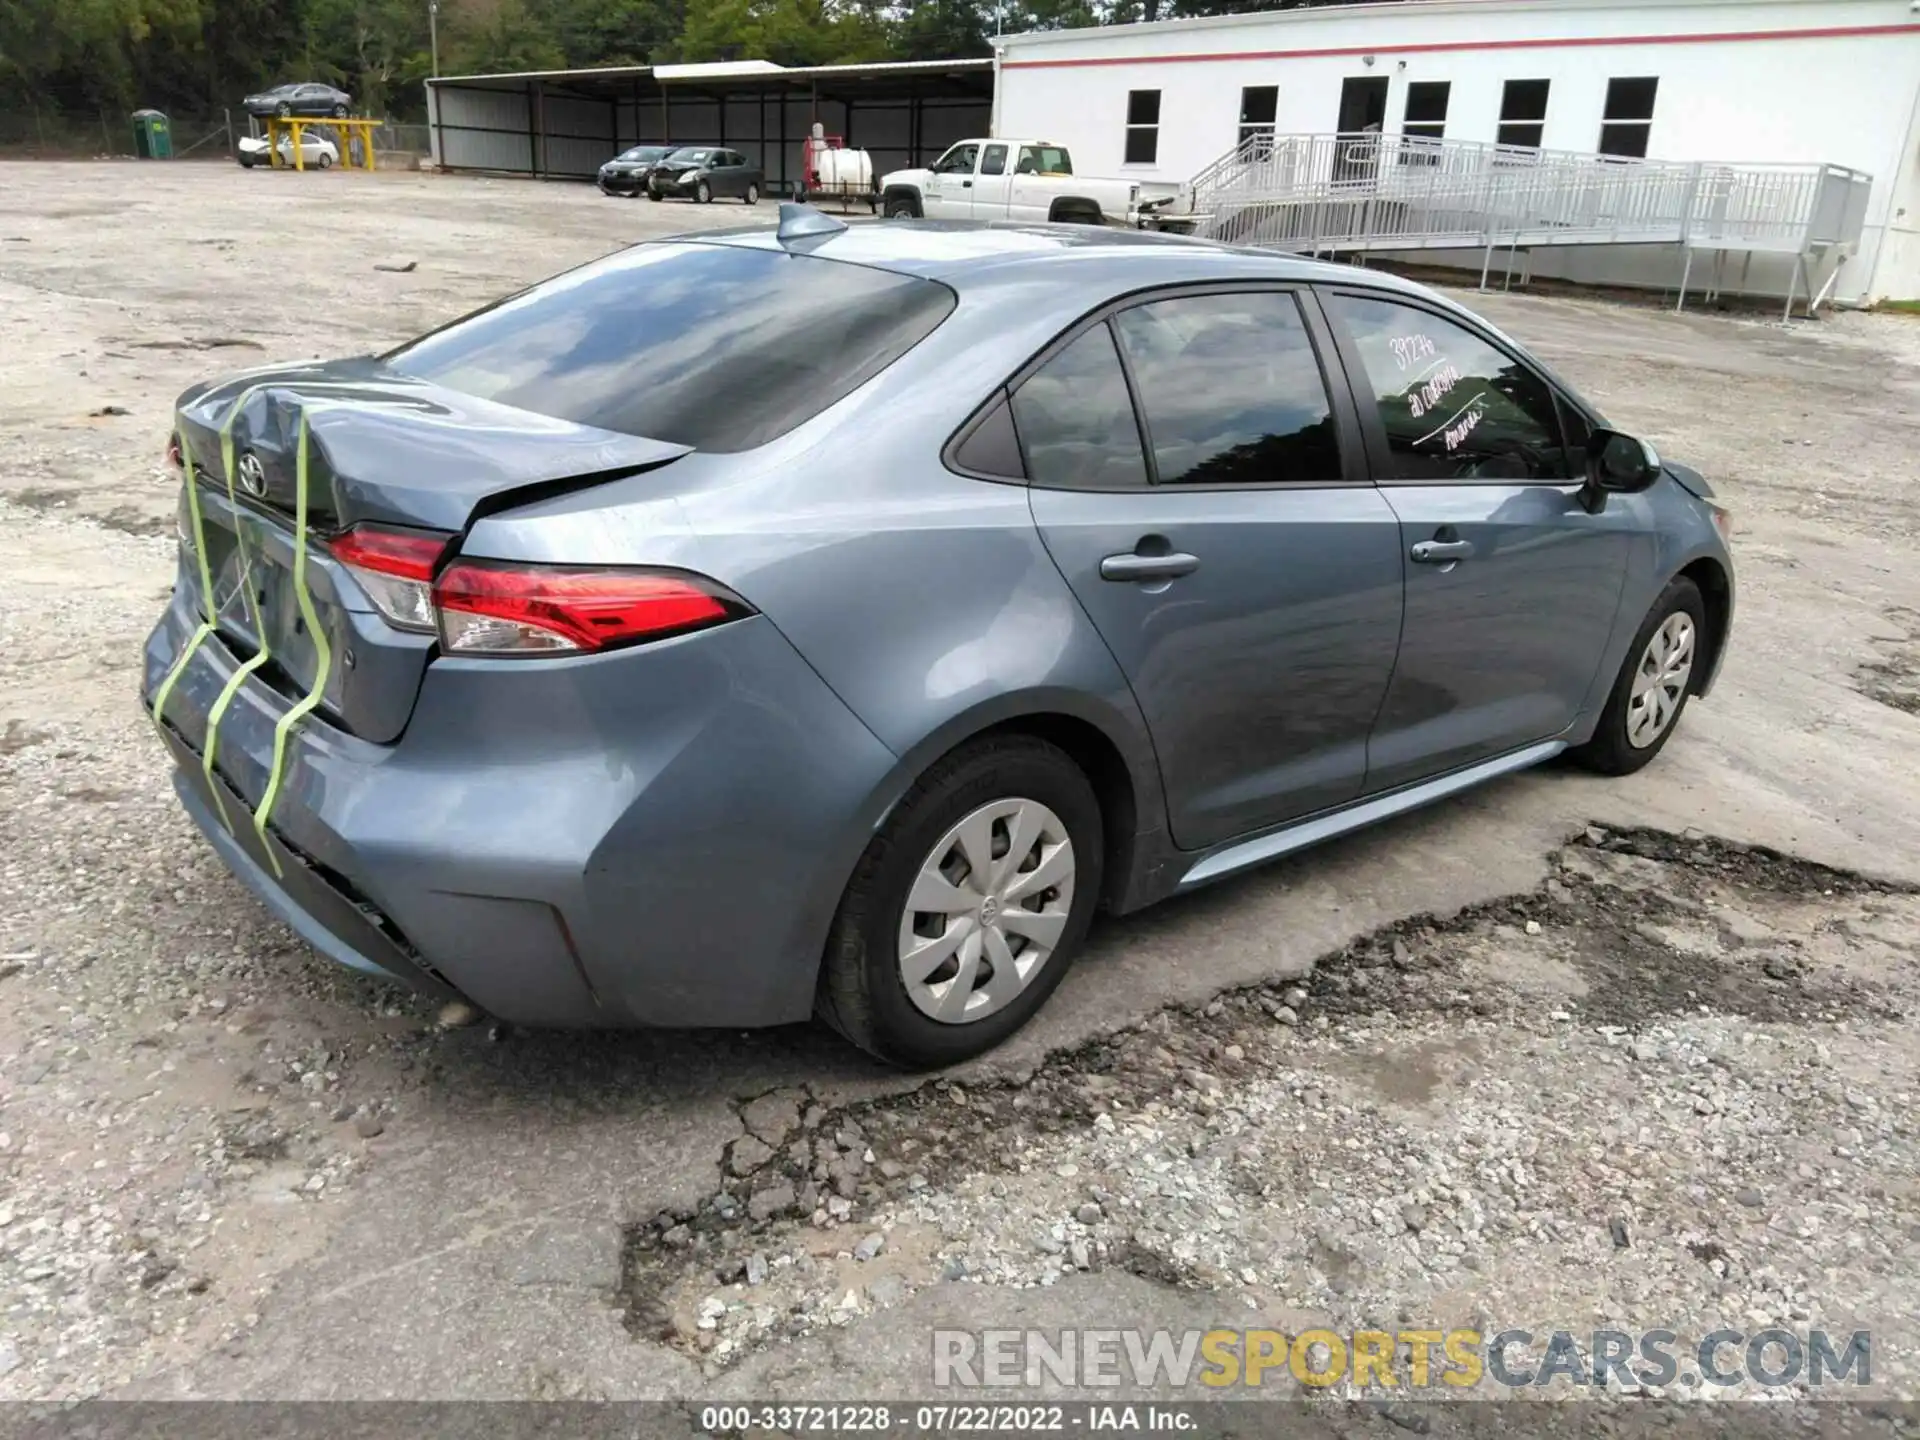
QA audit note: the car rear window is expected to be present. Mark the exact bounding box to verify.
[386,242,955,452]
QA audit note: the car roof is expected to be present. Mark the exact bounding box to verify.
[694,218,1435,298]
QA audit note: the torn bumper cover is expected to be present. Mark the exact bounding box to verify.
[159,720,457,1000]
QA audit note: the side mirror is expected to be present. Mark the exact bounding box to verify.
[1580,429,1661,513]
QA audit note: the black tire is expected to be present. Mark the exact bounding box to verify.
[647,187,660,201]
[696,181,712,204]
[817,736,1103,1069]
[333,104,349,118]
[884,194,919,219]
[316,152,332,169]
[744,183,759,205]
[1568,576,1706,776]
[276,103,291,118]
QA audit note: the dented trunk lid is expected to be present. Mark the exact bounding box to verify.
[170,359,691,745]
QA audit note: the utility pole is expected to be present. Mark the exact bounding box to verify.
[429,0,441,78]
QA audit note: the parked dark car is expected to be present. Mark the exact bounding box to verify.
[143,215,1734,1069]
[243,83,352,120]
[598,145,673,197]
[648,147,762,204]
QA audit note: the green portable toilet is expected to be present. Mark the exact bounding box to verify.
[131,110,172,159]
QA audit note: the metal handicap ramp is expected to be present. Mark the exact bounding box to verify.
[1163,132,1872,318]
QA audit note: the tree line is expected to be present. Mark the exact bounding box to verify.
[0,0,1359,123]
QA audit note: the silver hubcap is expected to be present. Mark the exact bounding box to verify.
[898,798,1075,1025]
[1627,612,1696,749]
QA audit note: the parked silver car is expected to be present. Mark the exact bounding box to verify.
[144,212,1733,1067]
[243,83,352,119]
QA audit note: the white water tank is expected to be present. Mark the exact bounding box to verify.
[810,145,873,192]
[803,124,873,194]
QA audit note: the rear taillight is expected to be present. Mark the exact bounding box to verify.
[327,525,747,656]
[433,562,744,656]
[330,524,450,634]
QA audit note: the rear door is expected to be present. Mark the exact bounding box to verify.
[1319,288,1638,792]
[970,143,1013,219]
[1008,144,1073,224]
[1019,287,1405,850]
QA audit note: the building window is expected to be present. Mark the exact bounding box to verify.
[1125,89,1160,165]
[1402,81,1449,141]
[1497,79,1550,150]
[1598,77,1658,159]
[1399,81,1449,163]
[1238,85,1278,152]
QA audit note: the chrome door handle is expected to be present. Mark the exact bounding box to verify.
[1100,551,1200,582]
[1411,539,1475,564]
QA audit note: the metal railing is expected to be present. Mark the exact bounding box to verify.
[1183,132,1871,280]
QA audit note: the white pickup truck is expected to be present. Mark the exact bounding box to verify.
[879,139,1140,227]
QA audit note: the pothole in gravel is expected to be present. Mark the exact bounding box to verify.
[616,826,1918,1374]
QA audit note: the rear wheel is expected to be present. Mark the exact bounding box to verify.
[744,183,759,205]
[817,736,1102,1069]
[1568,576,1705,776]
[276,103,291,119]
[884,194,919,220]
[316,152,333,169]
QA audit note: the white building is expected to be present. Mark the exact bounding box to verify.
[992,0,1920,303]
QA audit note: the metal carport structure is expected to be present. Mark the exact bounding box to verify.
[425,57,994,194]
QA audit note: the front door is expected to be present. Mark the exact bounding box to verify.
[923,142,980,219]
[1020,288,1405,851]
[1239,85,1278,155]
[1319,289,1639,793]
[1335,76,1389,180]
[970,142,1012,219]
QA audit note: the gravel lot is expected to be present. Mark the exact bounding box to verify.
[2,161,1919,1408]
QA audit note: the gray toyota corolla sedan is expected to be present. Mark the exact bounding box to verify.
[143,209,1733,1068]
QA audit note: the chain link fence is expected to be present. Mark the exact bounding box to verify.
[0,111,431,161]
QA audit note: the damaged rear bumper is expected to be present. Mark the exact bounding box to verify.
[161,725,461,1003]
[141,567,898,1031]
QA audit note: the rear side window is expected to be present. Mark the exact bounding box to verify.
[387,243,955,452]
[1010,325,1147,489]
[1112,291,1342,485]
[1019,146,1071,175]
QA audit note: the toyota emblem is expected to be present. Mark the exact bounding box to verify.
[237,451,268,499]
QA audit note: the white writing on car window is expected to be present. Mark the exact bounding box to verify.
[1387,332,1436,371]
[1418,393,1490,453]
